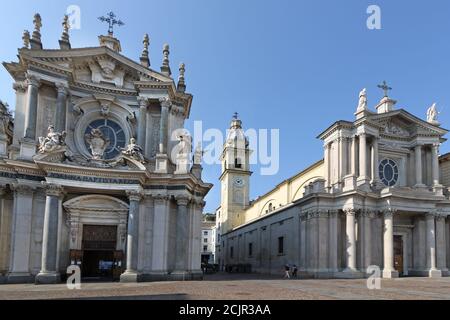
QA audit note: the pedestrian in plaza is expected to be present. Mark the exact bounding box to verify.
[283,264,291,279]
[292,265,298,278]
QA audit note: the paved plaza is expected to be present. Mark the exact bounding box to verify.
[0,273,449,300]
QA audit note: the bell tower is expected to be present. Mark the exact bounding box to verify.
[219,114,252,234]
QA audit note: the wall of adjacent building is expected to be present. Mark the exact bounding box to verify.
[243,160,324,223]
[440,154,450,187]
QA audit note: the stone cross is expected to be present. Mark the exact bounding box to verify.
[377,81,392,97]
[98,12,124,36]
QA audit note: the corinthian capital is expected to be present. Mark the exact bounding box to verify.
[343,208,357,216]
[42,182,65,198]
[137,96,149,108]
[126,190,143,202]
[176,195,190,207]
[13,81,28,93]
[55,82,68,95]
[159,97,172,109]
[26,74,40,87]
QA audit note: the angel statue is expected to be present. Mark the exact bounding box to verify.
[427,103,440,126]
[356,88,368,112]
[121,138,145,163]
[38,125,66,154]
[85,128,110,160]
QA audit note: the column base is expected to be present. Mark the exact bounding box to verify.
[190,270,204,281]
[414,184,427,189]
[335,269,364,279]
[0,274,6,284]
[432,185,444,196]
[428,269,442,278]
[169,271,191,281]
[120,271,142,283]
[382,269,399,279]
[155,154,169,174]
[19,139,37,161]
[343,175,357,192]
[7,272,34,284]
[357,177,371,192]
[35,272,61,284]
[140,272,169,282]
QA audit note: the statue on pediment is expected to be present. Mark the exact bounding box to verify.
[357,88,368,112]
[85,128,110,160]
[427,103,440,126]
[193,143,203,165]
[121,138,145,163]
[38,125,67,154]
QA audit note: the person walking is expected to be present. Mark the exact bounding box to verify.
[292,265,298,278]
[284,264,291,279]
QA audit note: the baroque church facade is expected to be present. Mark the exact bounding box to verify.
[0,14,212,284]
[216,88,450,279]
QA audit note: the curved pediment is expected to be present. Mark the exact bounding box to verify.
[63,194,129,213]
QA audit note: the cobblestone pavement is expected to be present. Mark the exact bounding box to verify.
[0,273,449,300]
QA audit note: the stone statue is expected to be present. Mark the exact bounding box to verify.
[427,103,440,125]
[85,128,110,160]
[177,135,191,156]
[121,138,145,163]
[193,143,203,165]
[357,88,367,111]
[38,125,66,154]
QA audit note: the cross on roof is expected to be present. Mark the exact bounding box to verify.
[98,12,124,36]
[377,80,392,97]
[233,112,239,120]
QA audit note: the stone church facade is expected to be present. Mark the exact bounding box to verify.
[0,14,211,284]
[216,89,450,279]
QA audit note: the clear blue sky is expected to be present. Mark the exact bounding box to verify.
[0,0,449,213]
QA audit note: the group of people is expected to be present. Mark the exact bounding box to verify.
[283,264,298,279]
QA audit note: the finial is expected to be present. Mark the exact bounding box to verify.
[161,44,172,76]
[377,80,392,98]
[22,30,30,49]
[98,12,124,36]
[30,13,43,49]
[233,112,239,120]
[177,63,186,92]
[59,15,71,50]
[33,13,42,33]
[140,33,150,67]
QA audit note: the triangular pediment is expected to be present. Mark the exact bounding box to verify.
[17,47,173,86]
[366,109,448,138]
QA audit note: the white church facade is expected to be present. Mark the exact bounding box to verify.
[216,87,450,279]
[0,14,212,284]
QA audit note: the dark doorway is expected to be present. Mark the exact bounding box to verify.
[394,235,404,276]
[82,250,114,280]
[81,225,119,281]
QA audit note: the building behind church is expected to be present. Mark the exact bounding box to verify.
[0,13,212,284]
[216,88,450,279]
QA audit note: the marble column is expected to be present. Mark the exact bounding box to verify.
[120,191,142,282]
[436,215,448,274]
[328,210,338,273]
[371,137,380,185]
[54,83,68,133]
[173,196,190,278]
[0,186,8,277]
[36,185,64,284]
[431,144,440,187]
[137,97,148,148]
[189,200,204,279]
[7,185,35,283]
[362,211,372,270]
[350,136,357,176]
[426,213,442,277]
[324,143,331,190]
[414,145,425,187]
[343,209,357,273]
[150,195,169,279]
[24,75,40,140]
[382,210,399,278]
[338,138,347,182]
[159,98,171,154]
[299,212,307,271]
[357,133,369,189]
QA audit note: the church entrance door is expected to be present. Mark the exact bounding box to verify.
[394,235,404,276]
[81,225,119,281]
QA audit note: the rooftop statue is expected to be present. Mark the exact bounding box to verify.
[38,125,66,154]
